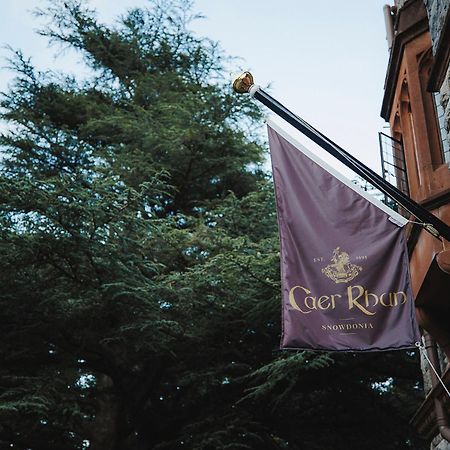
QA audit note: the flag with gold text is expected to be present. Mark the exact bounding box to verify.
[268,121,420,351]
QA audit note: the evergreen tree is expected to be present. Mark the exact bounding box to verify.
[0,1,427,449]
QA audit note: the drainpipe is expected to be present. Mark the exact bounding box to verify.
[416,307,450,361]
[436,249,450,275]
[423,331,450,442]
[383,4,395,51]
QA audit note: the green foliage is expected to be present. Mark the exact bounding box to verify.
[240,351,334,408]
[0,1,426,449]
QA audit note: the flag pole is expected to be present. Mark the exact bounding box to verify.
[232,71,450,243]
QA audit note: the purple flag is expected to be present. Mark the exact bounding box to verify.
[268,121,420,352]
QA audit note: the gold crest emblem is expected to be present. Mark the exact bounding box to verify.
[321,247,362,284]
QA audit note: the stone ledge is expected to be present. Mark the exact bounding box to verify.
[411,366,450,441]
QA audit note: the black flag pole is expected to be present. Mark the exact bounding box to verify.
[232,72,450,243]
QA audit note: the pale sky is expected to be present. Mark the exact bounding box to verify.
[0,0,393,177]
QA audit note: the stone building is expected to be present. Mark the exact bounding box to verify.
[380,0,450,448]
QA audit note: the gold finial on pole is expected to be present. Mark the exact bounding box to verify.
[232,71,254,94]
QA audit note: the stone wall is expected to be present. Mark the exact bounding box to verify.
[439,66,450,164]
[432,434,450,450]
[423,0,450,54]
[421,345,450,450]
[409,2,450,447]
[393,1,450,446]
[422,0,450,165]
